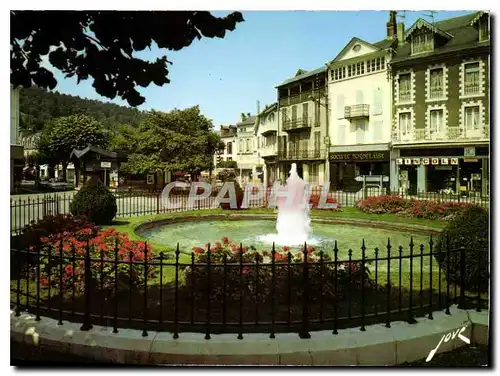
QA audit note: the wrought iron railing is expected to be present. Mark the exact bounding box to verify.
[344,104,370,119]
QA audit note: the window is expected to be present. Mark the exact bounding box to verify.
[465,106,480,131]
[376,58,380,71]
[480,18,489,41]
[381,57,385,69]
[412,32,434,54]
[429,68,444,99]
[239,139,244,152]
[398,73,411,102]
[245,139,250,152]
[371,59,375,71]
[227,142,232,155]
[464,62,480,95]
[281,109,287,126]
[347,65,352,77]
[291,105,297,123]
[314,132,321,154]
[399,112,411,136]
[302,103,309,121]
[356,120,367,143]
[429,109,443,134]
[227,157,232,161]
[360,61,365,74]
[314,102,320,127]
[356,62,361,75]
[367,61,371,73]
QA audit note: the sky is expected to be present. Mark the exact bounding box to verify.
[45,10,475,129]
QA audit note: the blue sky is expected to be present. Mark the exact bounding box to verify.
[47,10,474,128]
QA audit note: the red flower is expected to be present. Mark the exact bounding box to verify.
[65,265,74,275]
[221,237,229,245]
[242,267,249,275]
[282,246,290,252]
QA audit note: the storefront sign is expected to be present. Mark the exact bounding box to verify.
[441,158,449,165]
[413,159,420,165]
[330,151,389,162]
[422,158,430,165]
[404,158,412,165]
[464,147,476,157]
[431,158,439,165]
[396,158,403,165]
[450,158,459,165]
[436,166,453,170]
[464,158,479,163]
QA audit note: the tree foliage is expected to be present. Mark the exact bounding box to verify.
[19,86,145,132]
[39,114,108,176]
[111,106,224,178]
[11,11,244,106]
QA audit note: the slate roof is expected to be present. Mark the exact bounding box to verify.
[69,145,121,160]
[276,66,327,88]
[391,12,489,64]
[236,115,257,127]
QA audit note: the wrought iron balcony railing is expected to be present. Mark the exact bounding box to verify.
[464,82,481,95]
[277,148,326,161]
[344,104,370,119]
[282,116,313,132]
[278,88,327,107]
[393,126,489,143]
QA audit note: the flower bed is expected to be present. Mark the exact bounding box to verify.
[356,195,477,219]
[27,228,154,294]
[186,237,372,306]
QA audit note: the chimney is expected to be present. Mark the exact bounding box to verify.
[386,11,397,40]
[397,22,405,43]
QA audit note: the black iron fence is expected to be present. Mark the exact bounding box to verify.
[10,238,488,338]
[10,188,489,234]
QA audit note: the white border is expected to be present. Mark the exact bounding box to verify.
[425,63,449,102]
[459,58,486,99]
[393,107,414,142]
[394,69,415,106]
[425,103,448,140]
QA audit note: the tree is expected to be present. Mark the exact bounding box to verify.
[19,86,145,132]
[11,11,244,106]
[113,107,224,180]
[38,114,108,180]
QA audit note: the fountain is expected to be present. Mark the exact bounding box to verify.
[256,163,319,247]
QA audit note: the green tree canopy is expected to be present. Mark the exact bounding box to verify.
[112,107,224,178]
[38,114,108,179]
[11,11,244,106]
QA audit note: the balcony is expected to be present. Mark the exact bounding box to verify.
[259,144,278,158]
[464,82,481,96]
[278,148,326,161]
[429,88,444,100]
[399,90,411,103]
[278,88,327,107]
[393,126,489,143]
[282,116,313,132]
[344,104,370,119]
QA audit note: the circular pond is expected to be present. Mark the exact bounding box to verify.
[139,218,433,258]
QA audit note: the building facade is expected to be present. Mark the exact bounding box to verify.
[214,125,237,167]
[276,68,329,186]
[327,13,399,191]
[236,114,261,184]
[389,11,490,197]
[11,86,24,191]
[255,103,279,187]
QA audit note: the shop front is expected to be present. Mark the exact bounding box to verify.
[392,145,489,197]
[329,148,390,192]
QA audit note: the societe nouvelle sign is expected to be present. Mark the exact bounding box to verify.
[329,151,389,162]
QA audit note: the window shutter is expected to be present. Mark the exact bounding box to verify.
[338,123,346,144]
[336,94,344,119]
[373,88,383,115]
[356,90,364,105]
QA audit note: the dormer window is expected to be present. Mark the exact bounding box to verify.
[411,32,434,54]
[479,18,489,41]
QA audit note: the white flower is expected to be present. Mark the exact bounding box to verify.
[263,256,271,264]
[339,264,346,271]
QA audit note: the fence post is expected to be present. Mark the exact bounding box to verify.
[80,241,93,331]
[156,192,160,214]
[299,243,311,339]
[458,247,466,309]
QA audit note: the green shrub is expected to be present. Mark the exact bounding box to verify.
[70,179,117,225]
[434,205,489,293]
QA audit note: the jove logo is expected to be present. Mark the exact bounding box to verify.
[426,326,470,362]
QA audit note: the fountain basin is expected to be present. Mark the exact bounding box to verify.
[135,214,439,257]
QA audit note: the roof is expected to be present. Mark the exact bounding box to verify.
[329,37,384,64]
[391,11,489,64]
[404,18,453,41]
[69,145,120,160]
[258,103,277,117]
[236,115,256,126]
[276,66,327,88]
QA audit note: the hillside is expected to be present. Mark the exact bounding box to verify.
[19,86,146,132]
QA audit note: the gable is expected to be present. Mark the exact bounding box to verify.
[405,18,453,42]
[332,37,381,63]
